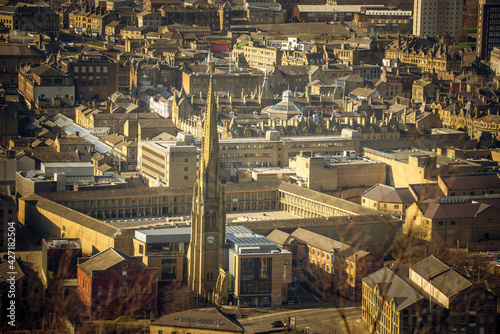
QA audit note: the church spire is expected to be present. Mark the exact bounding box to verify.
[188,73,227,304]
[198,74,220,200]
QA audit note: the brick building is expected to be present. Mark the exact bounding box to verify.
[77,247,158,319]
[60,51,118,101]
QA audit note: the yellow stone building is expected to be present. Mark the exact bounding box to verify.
[432,101,500,140]
[385,36,462,73]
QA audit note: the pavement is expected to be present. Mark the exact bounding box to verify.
[338,314,369,334]
[236,306,365,334]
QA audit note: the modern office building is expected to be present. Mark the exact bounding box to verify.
[477,0,500,60]
[226,225,292,307]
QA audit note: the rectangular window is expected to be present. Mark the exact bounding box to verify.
[97,286,102,296]
[161,258,177,280]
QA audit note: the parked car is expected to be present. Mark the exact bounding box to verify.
[271,320,284,328]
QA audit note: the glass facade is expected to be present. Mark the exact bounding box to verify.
[240,257,272,294]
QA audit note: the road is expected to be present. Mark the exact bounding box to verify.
[238,307,363,334]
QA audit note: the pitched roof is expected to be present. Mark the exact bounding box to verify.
[31,63,67,77]
[410,256,472,298]
[363,267,425,311]
[363,184,415,204]
[151,307,244,332]
[265,228,290,246]
[408,183,444,202]
[21,194,119,237]
[422,200,485,220]
[439,173,500,191]
[78,247,146,276]
[291,228,350,252]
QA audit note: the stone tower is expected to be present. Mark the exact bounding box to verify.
[188,74,227,303]
[259,69,274,107]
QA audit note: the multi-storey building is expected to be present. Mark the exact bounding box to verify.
[227,225,292,307]
[182,69,263,98]
[363,256,498,334]
[292,5,369,23]
[361,184,415,220]
[245,2,286,25]
[0,44,44,94]
[137,10,162,30]
[477,0,500,60]
[362,148,483,188]
[159,2,219,31]
[18,63,74,110]
[69,6,117,37]
[133,228,190,283]
[385,36,462,73]
[0,4,59,34]
[354,8,412,34]
[77,248,158,319]
[413,0,463,38]
[60,51,118,101]
[432,100,500,140]
[405,193,500,245]
[139,140,197,188]
[241,42,282,71]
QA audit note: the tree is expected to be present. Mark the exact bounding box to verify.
[160,283,198,315]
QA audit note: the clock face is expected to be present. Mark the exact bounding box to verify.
[206,235,215,245]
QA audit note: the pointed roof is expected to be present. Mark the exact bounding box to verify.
[362,184,415,204]
[198,74,221,200]
[78,247,146,277]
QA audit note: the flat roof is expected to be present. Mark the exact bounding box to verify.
[43,238,82,249]
[41,162,94,168]
[226,210,299,222]
[104,216,191,229]
[135,227,191,243]
[140,140,197,154]
[226,225,290,255]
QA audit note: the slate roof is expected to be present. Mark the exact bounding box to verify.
[291,227,350,252]
[152,307,244,332]
[230,214,400,256]
[265,228,290,246]
[410,256,472,298]
[78,247,146,277]
[439,173,500,191]
[138,118,175,128]
[363,184,415,204]
[408,183,444,202]
[422,200,487,220]
[363,266,425,311]
[21,194,119,237]
[31,64,67,77]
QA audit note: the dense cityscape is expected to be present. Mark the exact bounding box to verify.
[0,0,500,333]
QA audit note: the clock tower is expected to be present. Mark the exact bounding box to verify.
[188,74,226,303]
